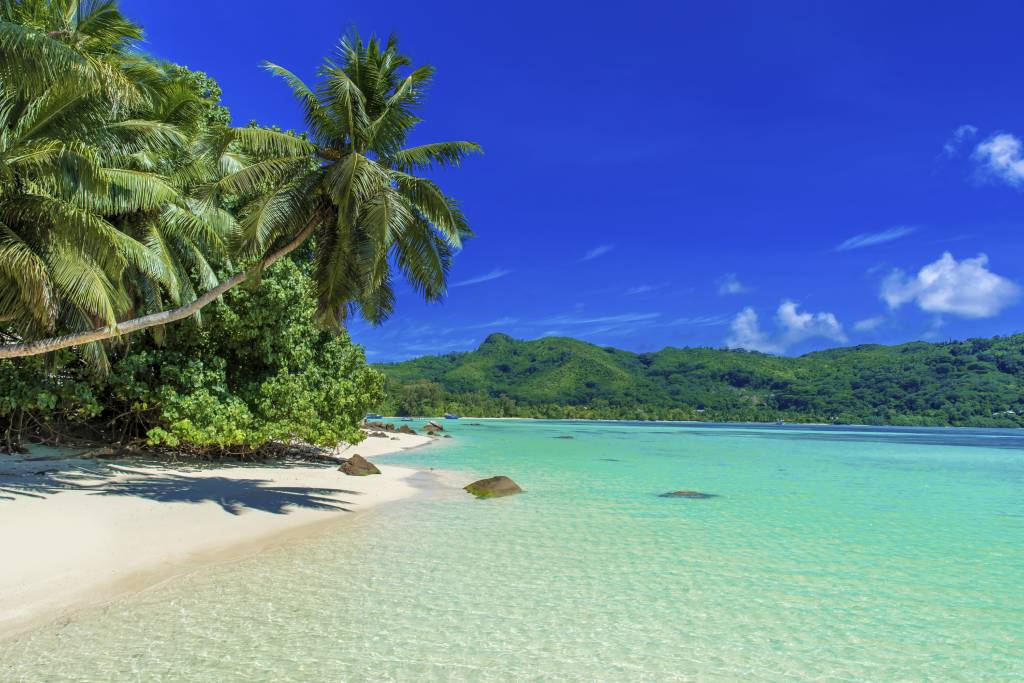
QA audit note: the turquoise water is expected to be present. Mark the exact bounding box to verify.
[2,420,1023,681]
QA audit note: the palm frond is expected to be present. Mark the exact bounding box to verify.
[0,221,54,327]
[386,141,483,173]
[211,156,311,199]
[223,126,316,158]
[262,61,339,145]
[96,168,179,213]
[391,170,471,247]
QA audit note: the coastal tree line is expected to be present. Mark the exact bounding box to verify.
[0,0,479,454]
[378,333,1024,428]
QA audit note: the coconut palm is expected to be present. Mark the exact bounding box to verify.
[213,31,482,326]
[0,1,234,363]
[0,0,148,107]
[0,29,481,357]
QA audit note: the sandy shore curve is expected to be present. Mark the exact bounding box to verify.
[0,432,436,641]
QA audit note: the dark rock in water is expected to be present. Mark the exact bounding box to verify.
[659,490,719,499]
[468,423,483,426]
[398,425,417,435]
[464,475,522,498]
[426,420,444,431]
[600,458,622,462]
[339,454,381,476]
[443,434,453,439]
[554,435,574,440]
[368,431,388,438]
[425,427,439,436]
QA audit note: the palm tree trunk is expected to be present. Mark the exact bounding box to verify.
[0,221,318,359]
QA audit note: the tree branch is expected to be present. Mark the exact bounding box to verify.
[0,219,319,359]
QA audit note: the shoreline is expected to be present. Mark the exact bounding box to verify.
[0,432,441,643]
[426,416,1022,431]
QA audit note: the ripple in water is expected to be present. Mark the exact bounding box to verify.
[2,420,1022,681]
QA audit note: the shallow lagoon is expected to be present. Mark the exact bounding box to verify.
[3,420,1022,681]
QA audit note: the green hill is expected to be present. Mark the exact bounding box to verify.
[376,333,1024,427]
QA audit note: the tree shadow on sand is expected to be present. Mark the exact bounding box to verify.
[91,473,359,515]
[0,463,362,515]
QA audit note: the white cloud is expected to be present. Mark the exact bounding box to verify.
[835,226,916,251]
[582,244,614,261]
[465,317,519,329]
[670,314,732,327]
[451,268,512,287]
[881,252,1020,318]
[973,133,1024,187]
[853,316,886,332]
[624,283,667,295]
[776,301,846,343]
[727,307,780,353]
[541,312,660,326]
[716,273,749,295]
[726,301,846,354]
[943,124,978,158]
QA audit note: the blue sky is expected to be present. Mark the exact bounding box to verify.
[125,0,1024,361]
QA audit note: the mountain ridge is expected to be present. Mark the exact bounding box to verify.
[376,332,1024,427]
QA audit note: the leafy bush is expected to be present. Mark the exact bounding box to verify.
[103,257,383,456]
[2,258,382,457]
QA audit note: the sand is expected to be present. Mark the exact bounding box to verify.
[0,431,435,641]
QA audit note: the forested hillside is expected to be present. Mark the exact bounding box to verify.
[378,333,1024,427]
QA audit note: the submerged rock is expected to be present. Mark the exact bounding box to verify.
[659,490,719,499]
[464,475,522,498]
[554,435,574,440]
[339,454,381,476]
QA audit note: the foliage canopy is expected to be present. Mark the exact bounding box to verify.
[0,2,478,454]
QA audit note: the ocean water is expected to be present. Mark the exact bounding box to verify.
[2,420,1023,681]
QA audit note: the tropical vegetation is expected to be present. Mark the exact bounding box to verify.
[379,332,1024,427]
[0,1,478,454]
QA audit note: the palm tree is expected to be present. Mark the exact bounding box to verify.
[0,29,480,358]
[0,1,241,365]
[0,0,149,108]
[234,32,481,326]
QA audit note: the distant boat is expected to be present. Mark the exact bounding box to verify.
[401,417,413,422]
[776,420,786,426]
[444,413,460,420]
[366,413,384,420]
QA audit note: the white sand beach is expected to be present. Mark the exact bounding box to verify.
[0,432,434,641]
